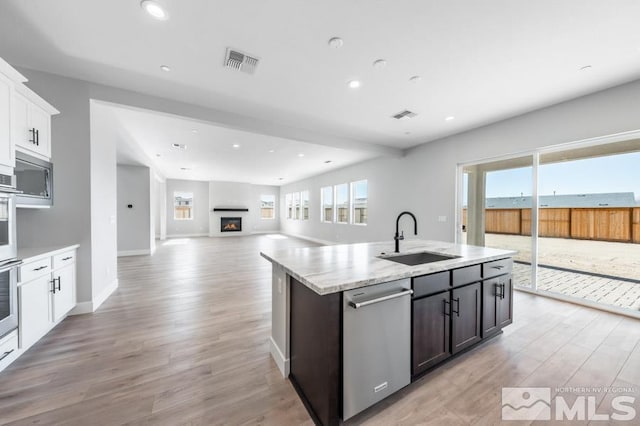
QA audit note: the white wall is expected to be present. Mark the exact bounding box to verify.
[281,79,640,244]
[209,181,280,237]
[166,179,209,237]
[116,164,152,255]
[89,100,118,307]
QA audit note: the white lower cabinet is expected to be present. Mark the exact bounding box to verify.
[17,247,77,351]
[19,275,51,349]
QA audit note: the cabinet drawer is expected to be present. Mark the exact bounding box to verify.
[452,264,481,287]
[19,257,52,283]
[483,258,513,279]
[413,271,450,298]
[53,251,76,269]
[0,332,18,371]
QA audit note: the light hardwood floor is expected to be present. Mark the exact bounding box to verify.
[0,235,639,425]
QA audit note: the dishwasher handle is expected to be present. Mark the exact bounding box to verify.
[348,289,413,309]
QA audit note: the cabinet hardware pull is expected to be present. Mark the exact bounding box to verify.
[452,297,460,317]
[36,129,40,146]
[494,282,500,297]
[29,128,36,144]
[348,289,413,309]
[0,349,14,362]
[492,265,504,270]
[62,257,73,261]
[34,265,48,271]
[443,299,451,316]
[50,279,56,294]
[500,283,506,300]
[56,277,62,291]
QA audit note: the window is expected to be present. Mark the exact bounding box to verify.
[293,192,301,220]
[335,183,349,223]
[301,190,310,220]
[260,194,275,219]
[174,192,193,220]
[285,193,293,219]
[351,180,368,225]
[321,186,333,222]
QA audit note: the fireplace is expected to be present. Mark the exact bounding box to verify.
[221,217,242,232]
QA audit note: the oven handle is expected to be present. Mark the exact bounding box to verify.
[0,260,23,272]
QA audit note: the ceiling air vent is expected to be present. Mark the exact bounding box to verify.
[392,110,417,120]
[224,48,260,74]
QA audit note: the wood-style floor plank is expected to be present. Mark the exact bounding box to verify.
[0,235,638,425]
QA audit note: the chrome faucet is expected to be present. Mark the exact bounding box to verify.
[394,211,417,253]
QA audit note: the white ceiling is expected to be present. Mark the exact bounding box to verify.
[2,0,640,179]
[97,101,377,184]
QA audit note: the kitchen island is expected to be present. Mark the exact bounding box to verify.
[260,240,515,425]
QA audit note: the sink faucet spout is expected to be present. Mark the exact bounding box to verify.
[394,211,417,253]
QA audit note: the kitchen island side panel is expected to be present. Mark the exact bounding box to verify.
[289,278,341,426]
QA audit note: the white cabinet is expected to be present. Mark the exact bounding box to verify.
[0,331,19,372]
[13,89,55,160]
[51,264,75,322]
[0,72,15,170]
[17,247,77,351]
[18,275,51,349]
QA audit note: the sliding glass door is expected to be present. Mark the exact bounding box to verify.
[461,155,535,289]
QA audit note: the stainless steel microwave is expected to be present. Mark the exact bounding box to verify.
[15,151,53,207]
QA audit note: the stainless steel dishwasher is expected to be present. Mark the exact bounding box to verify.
[342,279,412,420]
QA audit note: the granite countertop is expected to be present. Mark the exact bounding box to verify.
[17,244,80,264]
[260,240,516,295]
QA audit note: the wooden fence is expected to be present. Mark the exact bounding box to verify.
[463,207,640,243]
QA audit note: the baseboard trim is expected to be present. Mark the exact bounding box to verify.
[269,336,290,378]
[282,232,334,246]
[93,278,119,312]
[117,249,151,257]
[166,233,209,238]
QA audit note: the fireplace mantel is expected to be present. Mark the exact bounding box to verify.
[212,208,249,212]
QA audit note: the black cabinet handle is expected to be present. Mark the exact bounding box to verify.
[33,265,48,271]
[501,283,506,299]
[50,278,56,294]
[56,277,61,291]
[443,299,451,316]
[494,282,500,297]
[29,128,36,144]
[452,298,460,317]
[62,257,73,261]
[0,349,14,362]
[35,129,39,146]
[492,265,504,270]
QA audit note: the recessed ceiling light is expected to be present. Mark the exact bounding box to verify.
[445,116,455,121]
[409,75,422,83]
[268,149,275,153]
[580,65,592,71]
[324,160,332,164]
[404,131,412,135]
[233,144,240,149]
[191,129,198,134]
[172,143,187,150]
[180,167,191,171]
[160,65,171,72]
[373,59,387,68]
[328,37,344,49]
[156,153,161,157]
[298,153,305,157]
[348,80,361,89]
[278,177,284,181]
[141,0,168,20]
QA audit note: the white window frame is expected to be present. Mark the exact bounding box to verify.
[335,183,350,224]
[301,190,310,220]
[260,194,276,220]
[285,193,293,219]
[321,186,334,223]
[173,191,194,221]
[350,180,368,226]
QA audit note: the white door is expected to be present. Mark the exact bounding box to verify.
[19,276,52,349]
[52,264,75,322]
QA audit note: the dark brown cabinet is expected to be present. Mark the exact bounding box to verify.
[412,291,450,375]
[451,282,482,354]
[482,274,513,338]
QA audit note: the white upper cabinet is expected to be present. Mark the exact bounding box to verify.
[0,56,58,164]
[14,86,57,160]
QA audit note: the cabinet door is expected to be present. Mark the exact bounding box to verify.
[52,264,75,322]
[412,291,451,376]
[29,104,50,158]
[0,73,14,168]
[482,278,500,337]
[497,275,513,328]
[19,276,52,349]
[13,93,30,151]
[451,282,482,354]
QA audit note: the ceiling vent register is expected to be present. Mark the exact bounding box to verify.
[224,48,260,74]
[392,110,417,120]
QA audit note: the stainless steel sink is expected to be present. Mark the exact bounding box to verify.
[379,251,460,266]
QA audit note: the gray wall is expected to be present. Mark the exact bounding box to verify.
[209,181,280,236]
[166,179,209,237]
[281,78,640,244]
[15,70,94,303]
[117,164,151,254]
